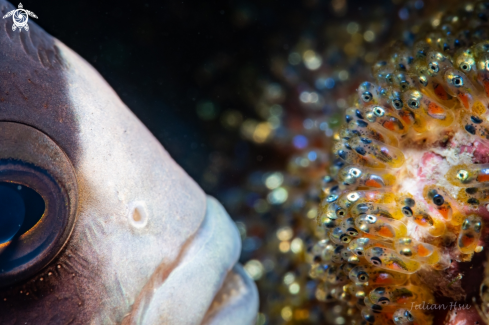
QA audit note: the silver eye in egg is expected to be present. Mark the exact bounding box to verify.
[408,98,420,109]
[457,169,469,182]
[370,256,382,266]
[349,167,362,178]
[347,192,360,202]
[429,61,439,74]
[450,75,464,87]
[373,106,385,117]
[418,75,428,87]
[460,61,472,72]
[392,99,403,110]
[366,215,377,223]
[362,91,373,102]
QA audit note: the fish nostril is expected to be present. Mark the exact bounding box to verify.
[128,202,148,229]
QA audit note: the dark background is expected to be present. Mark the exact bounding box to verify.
[27,0,394,194]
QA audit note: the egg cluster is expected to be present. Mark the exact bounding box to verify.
[311,2,489,324]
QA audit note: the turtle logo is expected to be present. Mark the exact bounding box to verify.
[2,3,37,32]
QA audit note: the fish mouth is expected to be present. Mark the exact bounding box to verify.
[122,197,258,325]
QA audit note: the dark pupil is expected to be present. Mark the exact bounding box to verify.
[455,78,461,84]
[0,183,45,244]
[357,251,363,255]
[431,65,437,70]
[463,64,468,70]
[411,101,416,107]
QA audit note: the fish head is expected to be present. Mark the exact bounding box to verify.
[0,1,258,324]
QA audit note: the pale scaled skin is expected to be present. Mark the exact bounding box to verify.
[0,0,258,324]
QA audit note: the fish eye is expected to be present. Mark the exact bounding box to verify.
[371,304,383,312]
[460,61,471,72]
[432,194,444,206]
[399,237,412,245]
[402,206,413,217]
[0,123,78,286]
[363,312,375,323]
[377,297,390,305]
[347,192,360,202]
[408,98,420,109]
[349,167,362,178]
[357,271,369,282]
[373,287,385,294]
[429,62,439,73]
[370,256,382,266]
[323,217,336,228]
[362,91,373,102]
[336,208,346,218]
[392,99,403,110]
[347,227,359,236]
[462,218,471,230]
[457,169,469,182]
[451,75,464,87]
[400,81,409,91]
[400,248,412,257]
[340,234,352,243]
[475,221,482,232]
[355,249,363,256]
[327,194,339,203]
[419,75,428,87]
[366,215,377,223]
[404,310,414,321]
[373,106,385,117]
[366,111,376,122]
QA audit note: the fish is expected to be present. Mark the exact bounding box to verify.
[0,0,258,324]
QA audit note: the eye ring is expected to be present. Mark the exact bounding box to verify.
[451,75,464,87]
[402,206,413,217]
[349,167,362,178]
[429,62,439,73]
[357,271,369,282]
[392,99,403,110]
[373,106,385,117]
[460,62,471,72]
[326,194,339,203]
[366,215,377,223]
[0,122,78,287]
[457,169,469,182]
[362,91,373,102]
[347,192,360,202]
[340,234,352,243]
[408,98,420,109]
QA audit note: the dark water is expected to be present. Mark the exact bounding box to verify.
[30,0,393,194]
